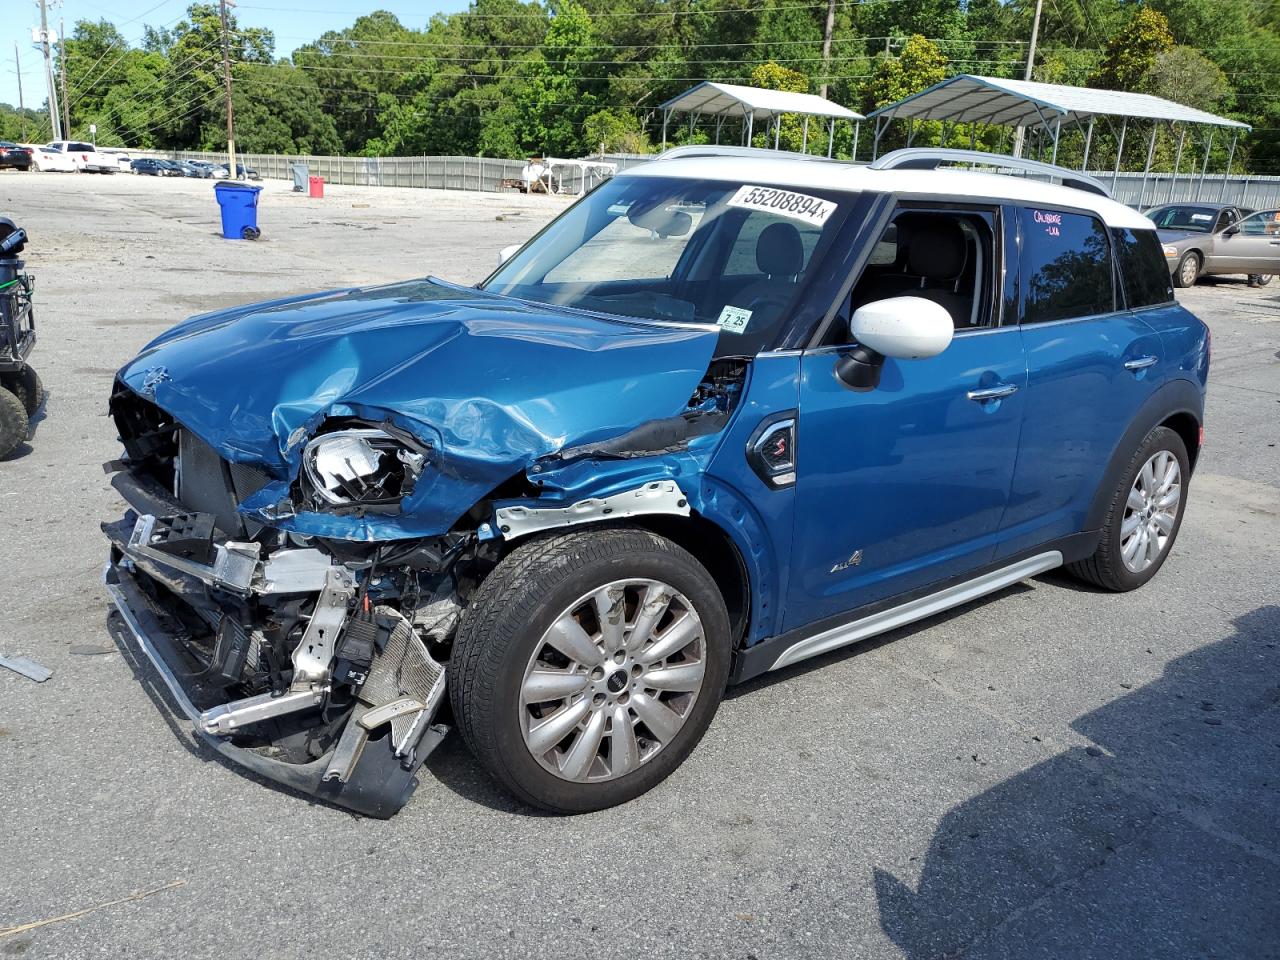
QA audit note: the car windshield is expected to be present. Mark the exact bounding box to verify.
[481,174,851,355]
[1147,205,1220,233]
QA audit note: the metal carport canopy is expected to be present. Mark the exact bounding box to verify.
[659,82,864,157]
[660,82,864,123]
[866,74,1250,131]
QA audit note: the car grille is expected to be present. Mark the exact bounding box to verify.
[177,429,273,537]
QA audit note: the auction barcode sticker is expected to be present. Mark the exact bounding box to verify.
[727,185,837,226]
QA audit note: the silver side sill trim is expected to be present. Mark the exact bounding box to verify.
[770,551,1064,671]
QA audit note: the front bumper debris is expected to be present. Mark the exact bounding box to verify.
[103,528,450,818]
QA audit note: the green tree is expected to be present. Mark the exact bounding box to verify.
[516,0,598,156]
[1147,46,1229,111]
[1090,7,1175,91]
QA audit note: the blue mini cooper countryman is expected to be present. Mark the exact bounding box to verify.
[103,148,1209,816]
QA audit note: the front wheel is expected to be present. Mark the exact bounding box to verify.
[450,526,731,813]
[1173,252,1200,288]
[1067,425,1189,591]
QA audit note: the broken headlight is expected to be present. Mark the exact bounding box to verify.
[299,429,427,509]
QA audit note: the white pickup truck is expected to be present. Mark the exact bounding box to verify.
[45,140,116,174]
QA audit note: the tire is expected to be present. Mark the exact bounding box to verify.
[0,386,29,459]
[5,366,44,417]
[1173,251,1200,288]
[1067,425,1189,592]
[450,525,731,813]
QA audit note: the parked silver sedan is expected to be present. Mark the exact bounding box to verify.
[1148,202,1280,287]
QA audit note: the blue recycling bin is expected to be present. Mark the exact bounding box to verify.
[213,181,263,240]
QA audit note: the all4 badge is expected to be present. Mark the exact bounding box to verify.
[830,549,864,573]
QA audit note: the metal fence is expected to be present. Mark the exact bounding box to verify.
[157,149,645,195]
[144,148,1280,209]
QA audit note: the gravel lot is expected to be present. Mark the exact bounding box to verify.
[1,170,1277,960]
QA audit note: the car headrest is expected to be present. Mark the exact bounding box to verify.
[756,222,804,277]
[905,219,967,280]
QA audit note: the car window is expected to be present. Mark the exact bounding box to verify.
[1146,205,1218,233]
[485,175,851,358]
[545,205,706,283]
[1112,228,1174,309]
[845,208,997,333]
[725,212,822,275]
[70,142,95,152]
[1021,208,1115,323]
[1235,210,1280,236]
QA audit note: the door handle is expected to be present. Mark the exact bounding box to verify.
[1124,355,1158,371]
[967,383,1019,402]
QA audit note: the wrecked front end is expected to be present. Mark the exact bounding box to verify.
[101,282,730,817]
[103,390,478,817]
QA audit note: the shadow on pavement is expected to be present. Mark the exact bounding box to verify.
[874,605,1280,959]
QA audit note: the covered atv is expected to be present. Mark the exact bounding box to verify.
[0,218,41,458]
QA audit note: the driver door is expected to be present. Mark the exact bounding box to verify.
[783,204,1027,631]
[1209,209,1280,275]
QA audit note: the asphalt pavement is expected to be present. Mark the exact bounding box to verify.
[1,171,1277,959]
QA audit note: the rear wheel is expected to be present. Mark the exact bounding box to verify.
[4,366,44,417]
[450,526,731,812]
[0,386,29,459]
[1173,251,1201,288]
[1067,426,1189,591]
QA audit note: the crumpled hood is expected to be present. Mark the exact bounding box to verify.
[117,278,719,538]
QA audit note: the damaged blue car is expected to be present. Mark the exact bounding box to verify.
[103,148,1208,816]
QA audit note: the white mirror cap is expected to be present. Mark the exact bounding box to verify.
[497,243,521,266]
[850,296,954,360]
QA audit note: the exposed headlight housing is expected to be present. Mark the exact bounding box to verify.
[299,428,427,510]
[1163,244,1180,258]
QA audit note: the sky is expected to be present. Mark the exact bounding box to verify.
[1,0,470,110]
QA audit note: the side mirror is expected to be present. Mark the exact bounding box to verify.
[836,297,954,391]
[1223,225,1240,237]
[497,243,521,266]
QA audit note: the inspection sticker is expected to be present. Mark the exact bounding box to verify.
[716,304,752,333]
[727,185,837,226]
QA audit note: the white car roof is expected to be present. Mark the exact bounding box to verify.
[622,154,1153,231]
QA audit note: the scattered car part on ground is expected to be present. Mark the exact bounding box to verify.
[0,217,41,459]
[0,653,51,682]
[1147,202,1280,286]
[102,148,1208,817]
[0,141,32,172]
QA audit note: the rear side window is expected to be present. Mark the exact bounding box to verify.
[1020,208,1115,323]
[70,142,95,151]
[1112,228,1174,308]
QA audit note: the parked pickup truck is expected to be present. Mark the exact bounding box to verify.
[45,140,117,174]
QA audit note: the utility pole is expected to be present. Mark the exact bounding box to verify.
[219,0,236,177]
[14,45,27,142]
[1011,0,1043,158]
[819,0,836,100]
[37,0,63,140]
[59,15,70,139]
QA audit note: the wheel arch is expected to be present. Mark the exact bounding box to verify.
[630,512,752,647]
[1085,378,1204,531]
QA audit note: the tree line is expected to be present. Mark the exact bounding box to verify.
[1,0,1277,172]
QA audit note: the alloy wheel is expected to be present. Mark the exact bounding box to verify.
[1121,450,1182,573]
[519,579,707,783]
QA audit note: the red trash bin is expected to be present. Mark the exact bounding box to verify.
[308,176,324,198]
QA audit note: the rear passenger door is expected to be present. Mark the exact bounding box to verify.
[997,206,1164,559]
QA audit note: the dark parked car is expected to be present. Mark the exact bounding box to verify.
[131,158,165,176]
[0,142,33,171]
[216,162,261,181]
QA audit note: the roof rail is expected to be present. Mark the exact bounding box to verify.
[869,148,1111,198]
[656,145,844,164]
